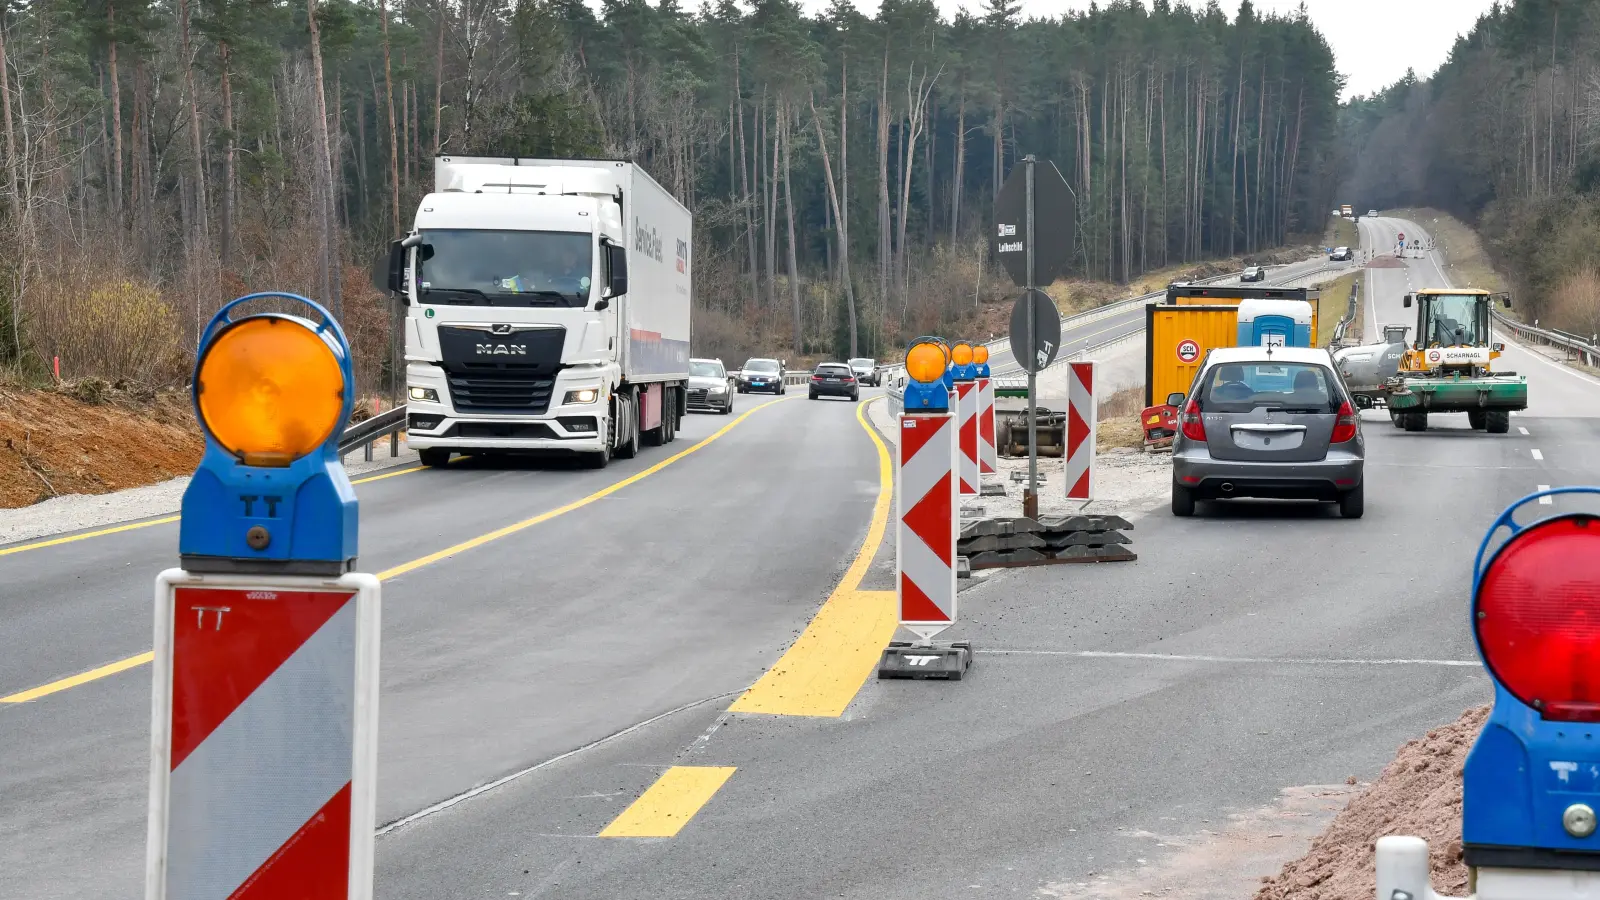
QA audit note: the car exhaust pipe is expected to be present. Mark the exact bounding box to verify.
[1220,482,1235,494]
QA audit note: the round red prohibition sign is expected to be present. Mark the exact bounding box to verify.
[1426,348,1443,365]
[1176,339,1201,363]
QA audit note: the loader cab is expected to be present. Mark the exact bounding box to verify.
[1399,290,1511,373]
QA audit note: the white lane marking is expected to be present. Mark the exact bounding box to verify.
[975,649,1479,667]
[1532,448,1544,461]
[373,688,741,837]
[1539,485,1553,505]
[1518,427,1529,435]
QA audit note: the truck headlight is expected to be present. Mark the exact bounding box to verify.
[409,386,438,402]
[564,388,599,405]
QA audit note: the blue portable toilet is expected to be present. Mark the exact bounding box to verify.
[1236,298,1313,348]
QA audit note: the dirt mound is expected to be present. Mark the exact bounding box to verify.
[1254,705,1489,900]
[0,380,203,509]
[1366,256,1407,269]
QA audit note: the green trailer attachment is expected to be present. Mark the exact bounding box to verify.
[1384,372,1527,433]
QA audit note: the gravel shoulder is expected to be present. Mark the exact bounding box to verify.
[0,437,419,547]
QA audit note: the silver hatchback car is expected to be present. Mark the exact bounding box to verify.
[1169,346,1365,518]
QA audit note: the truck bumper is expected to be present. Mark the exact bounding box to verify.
[404,364,608,454]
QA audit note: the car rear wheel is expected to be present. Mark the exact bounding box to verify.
[1338,483,1365,519]
[809,390,819,400]
[1171,483,1196,517]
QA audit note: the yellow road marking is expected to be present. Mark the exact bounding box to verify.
[598,766,737,838]
[1,401,791,704]
[0,463,428,559]
[727,396,896,717]
[1,652,155,704]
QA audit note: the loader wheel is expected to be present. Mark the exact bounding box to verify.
[1402,411,1428,432]
[1389,409,1403,428]
[1468,410,1487,430]
[1485,410,1511,434]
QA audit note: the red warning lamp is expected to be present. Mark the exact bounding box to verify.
[1475,514,1600,722]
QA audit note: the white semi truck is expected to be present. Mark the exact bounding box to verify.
[380,157,693,469]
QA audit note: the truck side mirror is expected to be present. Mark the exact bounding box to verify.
[605,243,629,298]
[1402,294,1413,308]
[1166,392,1185,408]
[378,240,407,302]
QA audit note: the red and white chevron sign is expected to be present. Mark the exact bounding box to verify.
[955,380,980,496]
[898,412,958,636]
[977,376,998,476]
[1065,362,1097,501]
[146,571,381,900]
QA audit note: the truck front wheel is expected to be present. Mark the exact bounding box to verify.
[614,394,640,459]
[418,448,451,468]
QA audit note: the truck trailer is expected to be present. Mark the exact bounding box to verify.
[380,157,693,469]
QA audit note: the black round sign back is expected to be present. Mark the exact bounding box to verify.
[1008,289,1062,374]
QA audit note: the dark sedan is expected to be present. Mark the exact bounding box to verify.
[808,363,859,401]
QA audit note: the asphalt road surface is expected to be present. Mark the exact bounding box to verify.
[372,221,1596,898]
[9,224,1598,898]
[0,392,884,899]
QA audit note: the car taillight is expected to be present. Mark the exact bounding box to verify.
[1476,515,1600,722]
[1180,398,1206,441]
[844,375,856,382]
[812,374,823,381]
[1331,399,1358,443]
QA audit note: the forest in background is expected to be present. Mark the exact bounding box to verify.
[0,0,1343,395]
[1338,0,1600,340]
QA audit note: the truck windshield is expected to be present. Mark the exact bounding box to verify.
[416,229,592,308]
[1424,294,1485,347]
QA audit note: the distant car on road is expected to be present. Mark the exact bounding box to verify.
[1241,266,1265,282]
[686,358,734,415]
[1329,246,1354,261]
[808,362,859,401]
[848,357,880,386]
[1367,209,1378,217]
[737,358,785,394]
[1168,345,1365,519]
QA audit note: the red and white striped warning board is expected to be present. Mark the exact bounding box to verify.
[897,412,958,638]
[955,380,979,496]
[1065,362,1097,501]
[977,376,997,475]
[146,570,381,900]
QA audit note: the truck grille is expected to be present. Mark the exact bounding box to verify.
[446,369,556,414]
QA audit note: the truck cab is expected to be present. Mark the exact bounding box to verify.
[380,157,692,469]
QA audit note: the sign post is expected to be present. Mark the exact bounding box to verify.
[879,338,970,681]
[146,293,380,900]
[1376,486,1600,900]
[996,155,1073,519]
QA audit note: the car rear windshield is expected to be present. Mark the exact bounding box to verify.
[816,365,852,375]
[744,360,779,373]
[1199,362,1342,413]
[689,361,723,377]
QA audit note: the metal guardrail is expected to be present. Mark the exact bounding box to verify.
[340,404,408,462]
[1492,311,1600,367]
